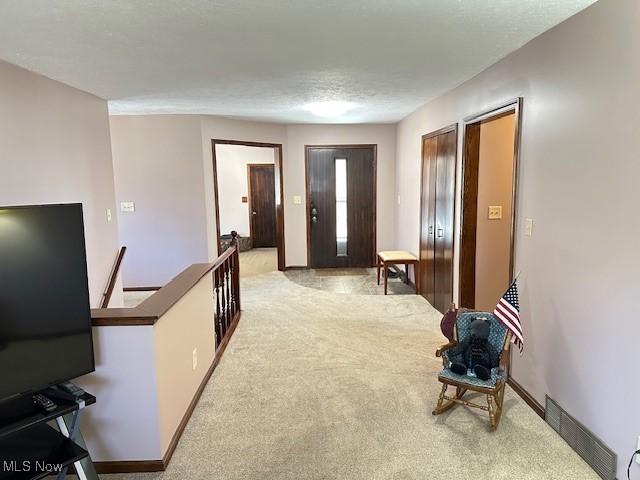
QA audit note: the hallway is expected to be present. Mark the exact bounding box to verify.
[105,272,596,480]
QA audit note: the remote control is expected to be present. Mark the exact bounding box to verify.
[58,381,85,397]
[32,393,57,413]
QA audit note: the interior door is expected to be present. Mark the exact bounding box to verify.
[248,164,277,247]
[420,136,437,306]
[419,128,457,313]
[433,130,456,312]
[307,146,376,268]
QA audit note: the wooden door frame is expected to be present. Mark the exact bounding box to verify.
[418,123,458,299]
[211,139,286,271]
[304,144,377,268]
[458,97,523,308]
[246,163,276,246]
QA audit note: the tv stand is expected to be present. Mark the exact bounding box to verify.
[0,391,98,480]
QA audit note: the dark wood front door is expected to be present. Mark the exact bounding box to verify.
[248,164,277,247]
[306,146,376,268]
[419,127,457,313]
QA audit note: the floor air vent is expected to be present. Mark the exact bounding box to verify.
[545,396,617,480]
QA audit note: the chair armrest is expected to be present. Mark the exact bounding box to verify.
[436,341,457,358]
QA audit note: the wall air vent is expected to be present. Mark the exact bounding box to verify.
[545,395,617,480]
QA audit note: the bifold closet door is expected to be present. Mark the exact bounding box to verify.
[419,128,456,313]
[420,136,437,306]
[433,130,456,313]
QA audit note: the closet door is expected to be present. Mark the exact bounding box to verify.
[419,136,437,306]
[419,126,457,313]
[433,130,456,313]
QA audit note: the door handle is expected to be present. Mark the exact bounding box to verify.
[252,211,257,215]
[437,227,444,238]
[312,216,318,223]
[311,207,318,215]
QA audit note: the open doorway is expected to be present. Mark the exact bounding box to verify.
[212,140,285,277]
[459,98,522,310]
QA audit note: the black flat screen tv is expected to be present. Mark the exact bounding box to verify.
[0,203,95,401]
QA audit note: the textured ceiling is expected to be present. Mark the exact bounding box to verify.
[0,0,597,123]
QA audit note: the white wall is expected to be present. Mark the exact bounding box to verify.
[394,0,639,475]
[0,59,122,307]
[110,115,208,287]
[111,117,395,275]
[216,144,275,237]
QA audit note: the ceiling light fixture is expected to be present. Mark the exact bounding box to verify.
[305,101,355,118]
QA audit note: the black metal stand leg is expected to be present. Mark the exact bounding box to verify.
[56,412,100,480]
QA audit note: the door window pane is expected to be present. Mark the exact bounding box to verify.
[335,158,347,256]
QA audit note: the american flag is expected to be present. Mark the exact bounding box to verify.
[494,281,524,354]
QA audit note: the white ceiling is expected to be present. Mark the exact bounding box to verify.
[0,0,597,123]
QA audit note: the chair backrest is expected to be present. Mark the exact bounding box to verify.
[455,311,509,353]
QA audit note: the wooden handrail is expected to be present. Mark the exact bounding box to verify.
[92,232,242,332]
[213,232,240,348]
[101,246,127,308]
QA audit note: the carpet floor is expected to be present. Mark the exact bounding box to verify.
[104,271,597,480]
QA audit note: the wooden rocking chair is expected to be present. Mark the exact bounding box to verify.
[432,311,512,429]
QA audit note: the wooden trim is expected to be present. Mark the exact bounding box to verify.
[91,262,222,326]
[304,144,377,268]
[94,311,242,474]
[284,266,310,271]
[94,460,165,474]
[211,140,286,271]
[459,98,523,308]
[101,246,126,308]
[508,377,545,419]
[123,286,162,292]
[463,98,522,123]
[420,123,457,141]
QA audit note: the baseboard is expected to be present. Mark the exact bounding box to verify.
[94,312,242,474]
[123,286,162,292]
[94,460,164,474]
[507,377,545,419]
[284,266,309,270]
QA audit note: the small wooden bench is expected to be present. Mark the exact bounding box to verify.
[376,251,419,295]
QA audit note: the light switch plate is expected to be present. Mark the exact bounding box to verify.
[120,201,135,213]
[525,218,533,236]
[106,208,112,222]
[293,195,302,205]
[488,205,502,220]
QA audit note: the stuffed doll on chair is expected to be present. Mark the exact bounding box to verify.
[447,317,499,381]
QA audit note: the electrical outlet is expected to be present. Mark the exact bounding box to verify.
[106,208,112,222]
[293,195,302,205]
[525,218,533,237]
[192,348,198,370]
